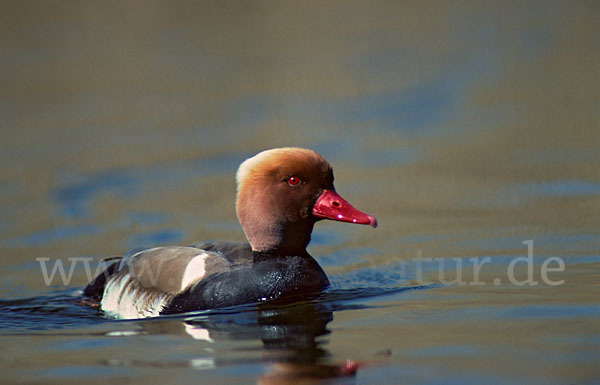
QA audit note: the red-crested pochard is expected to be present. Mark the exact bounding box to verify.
[83,147,377,319]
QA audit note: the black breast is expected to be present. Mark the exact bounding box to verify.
[161,255,329,315]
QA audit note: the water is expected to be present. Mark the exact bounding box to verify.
[1,1,599,384]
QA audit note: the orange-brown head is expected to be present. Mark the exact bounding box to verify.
[236,147,377,254]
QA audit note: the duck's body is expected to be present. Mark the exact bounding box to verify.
[84,148,376,319]
[84,242,328,318]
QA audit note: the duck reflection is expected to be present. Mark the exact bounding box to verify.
[139,301,360,384]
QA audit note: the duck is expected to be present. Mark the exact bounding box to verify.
[83,147,377,319]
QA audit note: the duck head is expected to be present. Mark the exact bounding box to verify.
[236,147,377,255]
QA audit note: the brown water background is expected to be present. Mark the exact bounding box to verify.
[1,1,599,384]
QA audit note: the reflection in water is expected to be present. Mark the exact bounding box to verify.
[0,291,369,383]
[134,302,361,384]
[0,276,424,384]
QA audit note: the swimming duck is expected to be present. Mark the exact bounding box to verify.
[83,147,377,319]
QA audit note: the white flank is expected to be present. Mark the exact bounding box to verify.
[180,253,208,291]
[100,273,170,319]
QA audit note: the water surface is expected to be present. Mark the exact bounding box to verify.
[1,1,599,384]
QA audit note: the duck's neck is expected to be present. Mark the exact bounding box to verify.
[252,249,311,262]
[241,216,316,258]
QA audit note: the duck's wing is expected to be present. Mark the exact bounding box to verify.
[84,246,233,319]
[189,240,253,265]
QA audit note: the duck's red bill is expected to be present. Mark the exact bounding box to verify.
[312,189,378,228]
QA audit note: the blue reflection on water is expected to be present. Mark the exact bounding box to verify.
[51,151,244,222]
[54,170,139,219]
[127,229,184,249]
[506,304,600,319]
[473,179,600,208]
[8,224,99,247]
[351,81,459,131]
[515,180,600,196]
[124,211,169,226]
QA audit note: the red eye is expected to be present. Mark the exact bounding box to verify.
[287,176,301,186]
